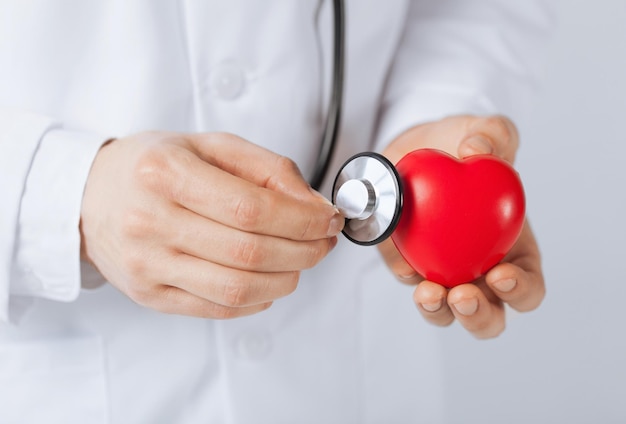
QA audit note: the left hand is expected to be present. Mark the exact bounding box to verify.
[378,115,545,339]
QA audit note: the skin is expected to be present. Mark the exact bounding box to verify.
[80,131,344,319]
[80,115,545,338]
[379,115,545,339]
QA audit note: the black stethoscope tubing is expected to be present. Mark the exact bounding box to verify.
[309,0,345,191]
[311,0,402,246]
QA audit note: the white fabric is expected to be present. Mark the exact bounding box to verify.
[0,1,553,422]
[11,129,106,300]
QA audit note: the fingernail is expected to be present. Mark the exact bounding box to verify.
[329,236,338,250]
[421,299,443,313]
[463,135,493,155]
[452,298,479,316]
[493,278,517,293]
[327,213,345,237]
[398,272,418,282]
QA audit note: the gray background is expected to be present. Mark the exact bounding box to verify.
[441,1,626,423]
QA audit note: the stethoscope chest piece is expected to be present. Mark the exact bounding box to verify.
[332,152,403,246]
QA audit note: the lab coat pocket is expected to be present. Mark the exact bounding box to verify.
[0,336,108,424]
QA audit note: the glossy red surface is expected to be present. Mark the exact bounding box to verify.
[391,149,525,288]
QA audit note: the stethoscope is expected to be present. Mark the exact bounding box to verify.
[313,0,403,246]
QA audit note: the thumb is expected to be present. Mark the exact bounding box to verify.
[458,116,519,163]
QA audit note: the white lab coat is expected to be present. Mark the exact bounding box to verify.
[0,1,553,423]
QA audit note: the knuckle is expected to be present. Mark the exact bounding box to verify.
[302,240,328,268]
[266,155,305,191]
[133,144,178,190]
[233,195,263,231]
[120,248,149,279]
[120,208,155,240]
[232,235,265,268]
[221,277,251,307]
[275,155,301,177]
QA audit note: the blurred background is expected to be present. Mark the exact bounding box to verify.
[440,1,626,423]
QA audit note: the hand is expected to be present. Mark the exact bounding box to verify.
[378,115,545,339]
[80,131,344,319]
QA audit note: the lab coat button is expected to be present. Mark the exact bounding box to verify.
[209,62,246,100]
[235,331,272,360]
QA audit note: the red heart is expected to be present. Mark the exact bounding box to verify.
[391,149,525,288]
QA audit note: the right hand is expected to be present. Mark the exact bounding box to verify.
[377,115,544,339]
[80,131,344,319]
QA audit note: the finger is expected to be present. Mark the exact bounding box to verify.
[144,285,273,319]
[413,281,455,326]
[485,222,545,312]
[447,282,506,339]
[186,133,324,202]
[136,145,344,240]
[459,115,519,163]
[167,206,337,272]
[166,253,300,307]
[486,262,545,312]
[107,242,281,318]
[378,239,423,284]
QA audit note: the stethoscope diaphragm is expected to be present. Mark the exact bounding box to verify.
[332,152,403,245]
